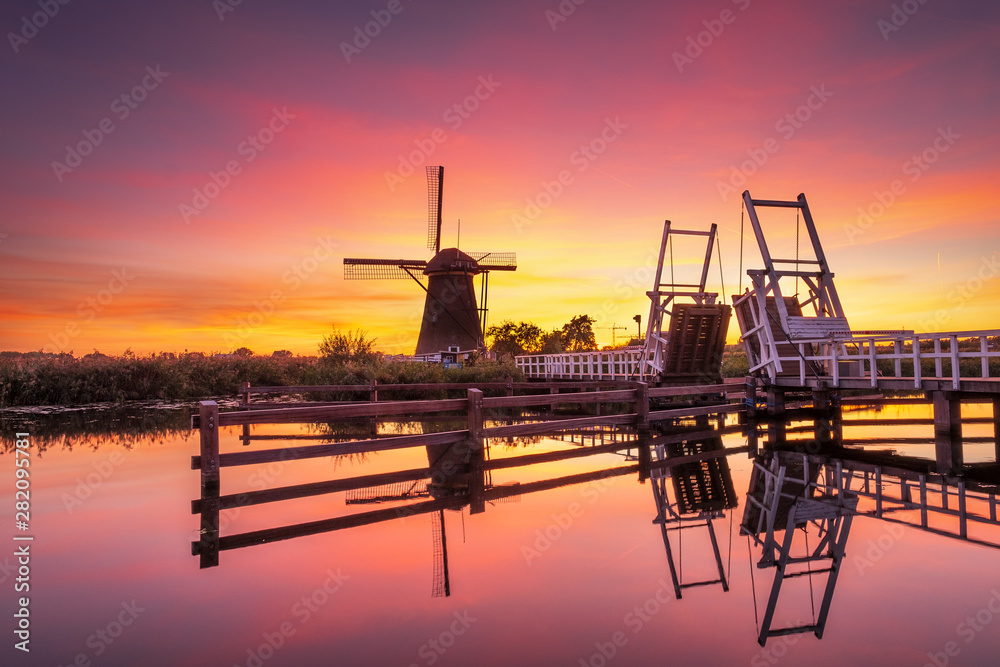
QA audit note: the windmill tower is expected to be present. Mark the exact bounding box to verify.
[344,166,517,358]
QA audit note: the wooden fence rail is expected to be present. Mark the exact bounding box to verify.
[191,381,747,567]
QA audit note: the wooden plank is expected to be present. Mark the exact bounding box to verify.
[484,440,636,472]
[484,413,636,438]
[216,464,640,552]
[192,466,432,513]
[217,497,466,551]
[191,430,466,469]
[648,403,743,421]
[648,383,732,397]
[483,389,635,409]
[208,397,468,427]
[483,465,640,501]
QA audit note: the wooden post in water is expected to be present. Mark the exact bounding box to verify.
[635,382,651,482]
[467,389,486,514]
[745,379,758,457]
[932,391,963,473]
[198,400,220,568]
[240,381,251,446]
[813,387,832,445]
[635,382,649,432]
[767,386,786,445]
[994,397,1000,463]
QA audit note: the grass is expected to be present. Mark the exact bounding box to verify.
[0,350,523,408]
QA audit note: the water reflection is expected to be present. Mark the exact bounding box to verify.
[190,398,1000,651]
[650,431,738,598]
[12,396,1000,665]
[741,398,1000,645]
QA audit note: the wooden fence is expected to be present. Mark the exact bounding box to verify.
[191,381,748,567]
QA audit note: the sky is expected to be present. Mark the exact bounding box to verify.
[1,0,999,356]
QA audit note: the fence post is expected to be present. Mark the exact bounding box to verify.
[200,401,220,493]
[370,379,378,403]
[198,400,220,567]
[635,382,649,432]
[239,381,251,446]
[932,391,963,473]
[467,389,486,514]
[993,397,1000,464]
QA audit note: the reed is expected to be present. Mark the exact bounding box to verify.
[0,350,522,408]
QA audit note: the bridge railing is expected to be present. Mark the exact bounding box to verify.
[772,329,1000,389]
[516,349,651,380]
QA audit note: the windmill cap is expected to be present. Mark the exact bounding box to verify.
[424,248,480,274]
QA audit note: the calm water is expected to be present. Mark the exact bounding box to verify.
[2,401,999,666]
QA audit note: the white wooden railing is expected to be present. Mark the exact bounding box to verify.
[515,349,651,380]
[768,329,1000,389]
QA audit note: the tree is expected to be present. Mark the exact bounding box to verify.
[319,328,378,366]
[487,320,543,358]
[561,315,597,351]
[234,347,254,357]
[539,329,565,353]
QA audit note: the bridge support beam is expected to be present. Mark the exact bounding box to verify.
[767,387,786,445]
[932,391,963,474]
[812,388,834,445]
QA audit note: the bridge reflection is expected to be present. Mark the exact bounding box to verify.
[190,402,1000,647]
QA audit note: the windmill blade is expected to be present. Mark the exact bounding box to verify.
[431,509,450,597]
[343,258,428,280]
[466,251,517,271]
[426,166,443,254]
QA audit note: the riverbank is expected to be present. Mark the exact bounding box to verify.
[0,351,522,407]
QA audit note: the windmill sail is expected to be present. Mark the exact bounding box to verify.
[342,165,516,356]
[343,258,428,280]
[427,166,443,254]
[431,509,450,597]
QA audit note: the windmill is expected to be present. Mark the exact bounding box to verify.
[344,166,517,357]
